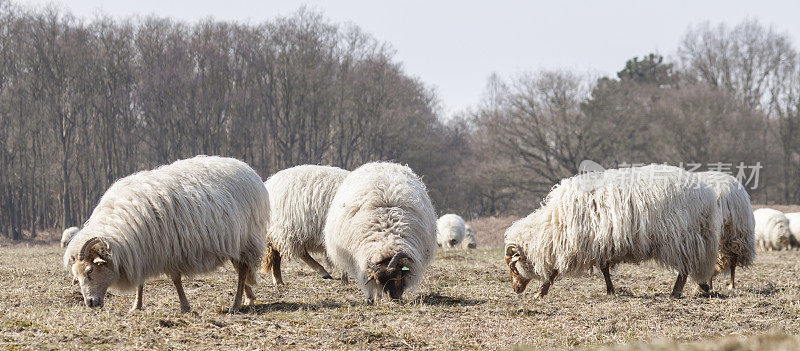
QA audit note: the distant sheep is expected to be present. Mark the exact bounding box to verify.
[61,227,80,248]
[783,212,800,249]
[262,165,350,285]
[754,208,792,251]
[63,156,269,313]
[696,171,756,289]
[437,214,466,249]
[324,162,437,303]
[462,224,477,249]
[504,164,721,298]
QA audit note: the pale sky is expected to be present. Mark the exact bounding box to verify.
[18,0,800,116]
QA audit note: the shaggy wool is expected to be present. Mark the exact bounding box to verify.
[64,155,270,291]
[324,162,437,301]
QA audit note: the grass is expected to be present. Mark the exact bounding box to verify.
[0,218,798,350]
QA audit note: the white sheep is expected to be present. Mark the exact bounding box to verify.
[462,224,477,249]
[436,214,466,249]
[61,226,80,248]
[782,212,800,249]
[262,164,350,285]
[754,208,792,251]
[696,171,756,289]
[504,164,721,298]
[324,162,437,303]
[63,155,270,313]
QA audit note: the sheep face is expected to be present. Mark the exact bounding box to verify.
[505,244,533,294]
[368,252,412,300]
[70,238,118,308]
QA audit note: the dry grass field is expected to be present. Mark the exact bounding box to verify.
[1,247,798,349]
[1,216,799,350]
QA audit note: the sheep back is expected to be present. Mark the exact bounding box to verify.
[63,155,270,291]
[324,162,437,298]
[436,214,466,248]
[696,171,756,270]
[505,164,721,285]
[263,165,349,260]
[754,208,792,250]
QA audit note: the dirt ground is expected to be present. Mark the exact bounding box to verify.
[1,236,798,350]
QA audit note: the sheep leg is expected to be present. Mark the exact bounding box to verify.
[171,274,191,313]
[129,284,144,312]
[600,264,615,295]
[300,251,332,279]
[536,270,558,298]
[243,285,256,307]
[671,273,687,298]
[229,264,247,314]
[341,272,349,285]
[728,265,736,290]
[269,249,284,286]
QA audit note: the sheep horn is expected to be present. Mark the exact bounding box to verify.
[78,237,104,261]
[367,261,380,273]
[387,252,411,270]
[505,244,519,257]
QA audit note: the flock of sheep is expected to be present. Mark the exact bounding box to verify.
[59,156,797,313]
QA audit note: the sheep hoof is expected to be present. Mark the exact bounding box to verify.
[180,305,191,313]
[321,274,333,279]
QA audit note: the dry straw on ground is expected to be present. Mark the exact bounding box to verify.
[1,235,798,349]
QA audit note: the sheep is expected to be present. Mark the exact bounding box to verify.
[61,226,80,248]
[436,214,466,249]
[504,164,721,299]
[262,164,350,285]
[63,155,269,313]
[782,212,800,248]
[324,162,437,303]
[754,208,792,251]
[462,224,477,249]
[695,171,756,290]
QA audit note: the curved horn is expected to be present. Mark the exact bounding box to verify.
[367,261,380,273]
[505,243,519,257]
[387,252,411,270]
[78,237,104,261]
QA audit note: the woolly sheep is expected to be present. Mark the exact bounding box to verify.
[324,162,437,303]
[61,226,80,248]
[262,165,350,285]
[782,212,800,248]
[754,208,792,251]
[504,164,721,298]
[462,224,477,249]
[437,214,466,249]
[63,156,270,313]
[696,171,756,290]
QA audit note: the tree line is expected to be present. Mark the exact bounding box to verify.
[0,3,798,239]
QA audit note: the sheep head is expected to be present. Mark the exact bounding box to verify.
[69,237,118,308]
[367,252,413,300]
[505,243,532,294]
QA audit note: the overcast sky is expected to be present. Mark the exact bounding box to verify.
[19,0,800,116]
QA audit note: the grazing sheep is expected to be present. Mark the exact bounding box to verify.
[324,162,437,303]
[782,212,800,248]
[437,214,466,249]
[63,156,269,313]
[262,165,350,285]
[504,164,721,298]
[462,224,477,249]
[754,208,792,251]
[696,171,756,290]
[61,227,80,248]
